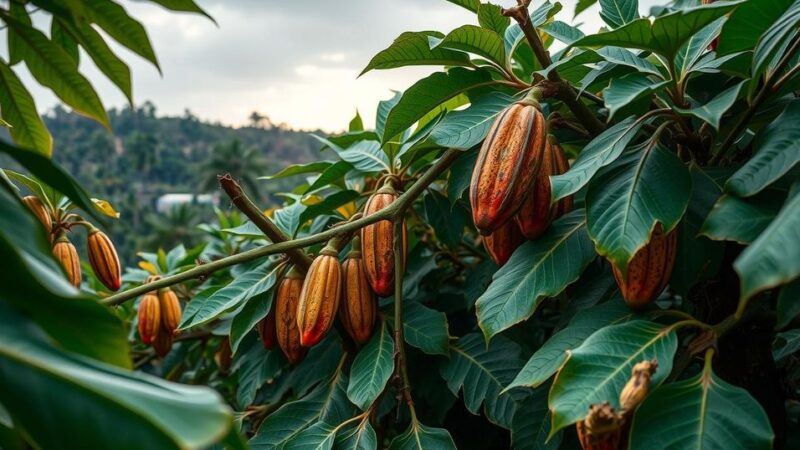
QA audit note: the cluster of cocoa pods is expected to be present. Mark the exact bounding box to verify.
[23,195,122,291]
[137,275,183,356]
[470,94,677,308]
[259,181,404,364]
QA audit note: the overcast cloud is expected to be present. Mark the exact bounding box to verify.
[13,0,659,132]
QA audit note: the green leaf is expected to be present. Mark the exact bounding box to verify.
[777,278,800,329]
[717,0,794,56]
[445,0,480,13]
[285,422,337,450]
[2,14,109,127]
[0,58,52,156]
[424,190,468,248]
[360,31,470,75]
[349,110,364,132]
[478,3,510,35]
[312,137,389,173]
[586,143,691,272]
[347,320,394,410]
[726,101,800,197]
[505,1,562,61]
[448,149,477,205]
[433,25,506,66]
[752,1,800,81]
[774,329,800,362]
[674,17,726,78]
[402,299,450,356]
[476,209,597,340]
[629,361,774,449]
[388,422,456,450]
[50,19,79,62]
[7,1,31,65]
[235,338,285,407]
[550,116,644,202]
[505,298,633,391]
[430,91,517,150]
[229,290,274,354]
[699,192,782,244]
[381,68,494,144]
[734,190,800,300]
[599,0,639,29]
[261,161,333,180]
[376,91,402,141]
[677,80,747,130]
[274,198,307,237]
[440,334,524,428]
[83,0,161,71]
[549,320,679,434]
[335,419,377,450]
[603,72,669,119]
[511,386,562,450]
[305,161,354,194]
[300,190,359,225]
[147,0,216,23]
[0,303,233,450]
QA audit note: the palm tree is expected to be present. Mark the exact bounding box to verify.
[198,139,268,198]
[144,203,201,249]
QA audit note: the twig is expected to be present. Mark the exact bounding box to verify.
[392,217,415,410]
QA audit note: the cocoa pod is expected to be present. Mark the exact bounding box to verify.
[258,310,277,349]
[514,136,573,239]
[22,195,52,234]
[215,337,232,372]
[482,220,525,267]
[612,226,677,308]
[361,180,407,297]
[576,402,624,450]
[52,234,81,288]
[158,287,182,336]
[470,97,547,234]
[152,328,173,357]
[297,244,342,347]
[87,229,122,291]
[339,237,377,344]
[619,359,658,413]
[275,266,307,364]
[138,292,161,345]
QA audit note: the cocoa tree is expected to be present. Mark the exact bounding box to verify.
[2,0,800,449]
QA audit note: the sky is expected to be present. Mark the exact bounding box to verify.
[12,0,658,133]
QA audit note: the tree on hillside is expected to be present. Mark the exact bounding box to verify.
[198,139,268,199]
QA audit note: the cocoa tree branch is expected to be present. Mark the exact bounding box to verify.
[102,149,463,306]
[392,216,415,411]
[218,173,313,271]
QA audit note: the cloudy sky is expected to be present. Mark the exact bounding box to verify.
[15,0,656,132]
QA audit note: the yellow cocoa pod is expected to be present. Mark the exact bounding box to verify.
[339,237,377,344]
[22,195,52,234]
[87,229,122,291]
[361,180,407,297]
[470,97,547,234]
[482,220,524,267]
[612,226,677,309]
[275,266,307,364]
[52,234,81,288]
[575,401,624,450]
[514,136,573,239]
[152,327,174,357]
[297,244,342,347]
[158,287,182,336]
[138,292,161,345]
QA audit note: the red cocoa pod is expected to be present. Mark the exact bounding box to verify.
[22,195,52,234]
[138,292,161,345]
[258,310,277,349]
[275,266,308,364]
[158,287,182,336]
[612,226,677,308]
[52,234,81,288]
[514,136,573,239]
[297,244,342,347]
[87,229,122,291]
[483,220,525,267]
[470,97,547,234]
[339,237,377,344]
[576,402,624,450]
[152,328,174,357]
[361,181,407,296]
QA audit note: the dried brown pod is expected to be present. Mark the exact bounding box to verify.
[575,401,624,450]
[619,359,658,412]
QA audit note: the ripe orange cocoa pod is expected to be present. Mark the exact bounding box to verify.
[361,180,407,297]
[339,237,377,344]
[152,328,174,357]
[612,226,677,308]
[575,402,624,450]
[22,195,52,234]
[470,95,547,234]
[158,287,182,336]
[138,292,161,345]
[482,220,525,267]
[514,136,573,239]
[275,266,308,364]
[87,229,122,291]
[258,310,277,349]
[297,244,342,347]
[52,234,81,288]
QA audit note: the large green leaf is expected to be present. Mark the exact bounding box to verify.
[511,385,561,450]
[674,17,726,78]
[433,25,505,66]
[361,31,471,75]
[0,303,233,450]
[476,209,597,340]
[505,297,633,391]
[726,101,800,197]
[83,0,160,71]
[548,320,678,434]
[229,290,274,354]
[586,143,691,272]
[751,0,800,81]
[603,73,669,119]
[430,91,516,150]
[699,192,783,244]
[550,116,644,202]
[734,190,800,300]
[147,0,215,22]
[311,136,389,173]
[346,320,394,410]
[629,361,773,449]
[717,0,794,56]
[234,337,285,407]
[478,3,510,35]
[305,161,353,194]
[381,68,494,144]
[677,80,746,130]
[401,299,450,356]
[440,334,524,429]
[599,0,639,29]
[0,58,51,156]
[388,422,456,450]
[284,422,337,450]
[261,161,333,181]
[335,419,377,450]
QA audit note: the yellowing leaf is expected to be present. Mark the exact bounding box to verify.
[92,198,119,219]
[138,261,158,275]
